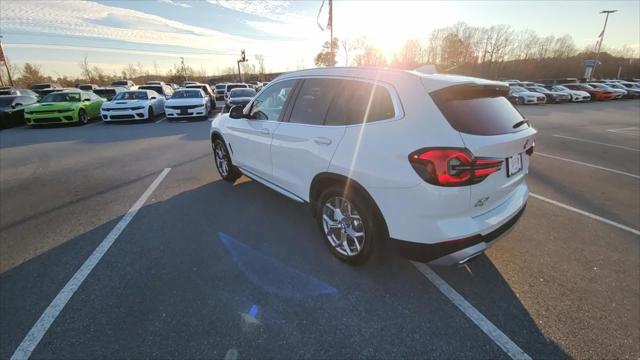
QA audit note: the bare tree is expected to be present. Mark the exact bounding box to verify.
[393,39,425,69]
[19,63,48,87]
[354,45,386,67]
[79,55,92,83]
[153,61,160,76]
[254,54,266,80]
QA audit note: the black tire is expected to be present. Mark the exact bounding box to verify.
[315,184,384,265]
[212,138,241,182]
[516,97,524,105]
[77,109,88,125]
[147,107,154,121]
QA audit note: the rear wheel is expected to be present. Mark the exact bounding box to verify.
[316,184,383,265]
[213,138,241,182]
[77,109,88,125]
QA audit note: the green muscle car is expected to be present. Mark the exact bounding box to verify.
[24,90,103,126]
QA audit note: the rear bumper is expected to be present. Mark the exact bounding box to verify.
[394,203,526,265]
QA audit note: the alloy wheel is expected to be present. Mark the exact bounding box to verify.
[214,141,229,177]
[321,196,366,257]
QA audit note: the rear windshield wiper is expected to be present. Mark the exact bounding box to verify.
[513,119,529,129]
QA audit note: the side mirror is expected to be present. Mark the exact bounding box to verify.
[82,98,90,102]
[13,103,22,108]
[229,105,246,119]
[150,96,157,100]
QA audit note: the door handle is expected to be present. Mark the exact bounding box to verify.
[313,137,332,145]
[259,128,270,135]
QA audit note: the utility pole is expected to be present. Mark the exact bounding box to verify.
[328,0,333,62]
[591,9,617,80]
[0,36,14,86]
[237,49,247,82]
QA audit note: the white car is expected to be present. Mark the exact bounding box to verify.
[550,85,591,102]
[509,85,547,104]
[210,68,535,265]
[165,88,210,120]
[100,90,164,122]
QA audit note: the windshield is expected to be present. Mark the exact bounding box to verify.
[172,90,203,98]
[93,89,116,99]
[529,87,548,93]
[510,86,526,93]
[0,97,15,106]
[215,84,226,89]
[112,81,129,86]
[78,85,93,90]
[113,91,148,100]
[139,86,163,94]
[40,92,81,102]
[554,86,569,91]
[31,84,52,90]
[229,89,256,98]
[226,84,247,92]
[0,90,15,96]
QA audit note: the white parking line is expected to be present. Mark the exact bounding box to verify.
[552,134,640,152]
[536,152,640,179]
[412,262,532,360]
[10,168,171,360]
[607,127,640,136]
[530,193,640,236]
[155,117,166,124]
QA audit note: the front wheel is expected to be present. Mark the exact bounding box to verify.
[516,97,524,105]
[77,109,88,125]
[147,107,154,121]
[316,185,384,265]
[213,138,241,182]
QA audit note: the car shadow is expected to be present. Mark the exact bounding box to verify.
[0,178,568,359]
[0,116,211,149]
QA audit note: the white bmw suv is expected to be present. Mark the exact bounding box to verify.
[210,67,535,266]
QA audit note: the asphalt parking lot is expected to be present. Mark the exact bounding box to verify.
[1,101,638,359]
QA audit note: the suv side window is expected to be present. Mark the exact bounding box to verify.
[249,79,296,121]
[325,80,395,126]
[289,78,340,125]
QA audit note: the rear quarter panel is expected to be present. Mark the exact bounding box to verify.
[327,75,465,190]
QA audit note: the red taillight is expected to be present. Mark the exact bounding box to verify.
[408,148,503,187]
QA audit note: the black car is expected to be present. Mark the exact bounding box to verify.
[526,86,571,103]
[224,88,256,112]
[0,95,39,129]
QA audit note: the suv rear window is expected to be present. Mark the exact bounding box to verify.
[430,84,527,136]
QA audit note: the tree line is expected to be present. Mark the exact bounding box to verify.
[1,54,271,88]
[314,22,639,80]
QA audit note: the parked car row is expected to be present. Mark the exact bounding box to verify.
[505,79,640,105]
[0,85,216,128]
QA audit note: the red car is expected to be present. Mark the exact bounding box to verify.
[563,83,615,101]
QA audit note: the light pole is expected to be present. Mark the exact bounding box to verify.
[591,9,617,80]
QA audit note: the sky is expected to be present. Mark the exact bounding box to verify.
[0,0,638,77]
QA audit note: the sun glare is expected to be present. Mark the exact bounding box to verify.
[335,1,454,59]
